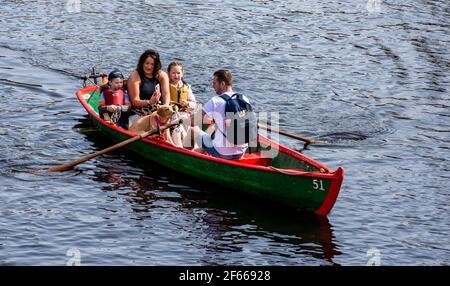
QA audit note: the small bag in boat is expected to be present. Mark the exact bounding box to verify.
[218,93,258,145]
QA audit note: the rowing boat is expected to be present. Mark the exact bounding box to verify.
[77,85,344,215]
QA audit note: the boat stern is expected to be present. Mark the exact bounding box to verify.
[315,167,344,216]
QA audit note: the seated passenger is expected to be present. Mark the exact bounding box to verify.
[98,69,131,129]
[189,69,252,160]
[167,61,197,148]
[168,61,196,109]
[127,49,170,128]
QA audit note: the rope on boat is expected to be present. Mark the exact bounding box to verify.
[268,166,328,175]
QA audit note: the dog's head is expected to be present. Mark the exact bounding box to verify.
[156,105,175,123]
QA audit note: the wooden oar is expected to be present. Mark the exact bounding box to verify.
[258,123,328,144]
[47,121,181,172]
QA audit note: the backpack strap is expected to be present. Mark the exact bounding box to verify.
[219,93,241,102]
[214,93,235,139]
[219,94,231,101]
[212,121,227,140]
[215,93,244,138]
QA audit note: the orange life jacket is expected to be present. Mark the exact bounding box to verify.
[103,88,125,106]
[169,83,189,103]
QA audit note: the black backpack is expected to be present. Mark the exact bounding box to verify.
[216,93,258,145]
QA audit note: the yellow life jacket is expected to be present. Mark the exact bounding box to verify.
[169,83,190,103]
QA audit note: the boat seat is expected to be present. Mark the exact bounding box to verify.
[235,152,271,166]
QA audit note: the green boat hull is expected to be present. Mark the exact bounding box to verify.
[79,86,344,215]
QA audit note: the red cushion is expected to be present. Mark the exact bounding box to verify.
[235,153,271,166]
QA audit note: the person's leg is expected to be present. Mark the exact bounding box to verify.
[162,128,174,145]
[190,126,206,153]
[205,124,215,135]
[180,124,195,150]
[193,128,244,159]
[185,124,213,150]
[178,125,189,148]
[179,112,191,132]
[194,128,227,157]
[171,127,184,148]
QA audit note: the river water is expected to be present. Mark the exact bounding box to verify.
[0,0,448,265]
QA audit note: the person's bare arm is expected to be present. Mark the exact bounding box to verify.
[128,71,151,108]
[158,71,170,105]
[186,86,196,109]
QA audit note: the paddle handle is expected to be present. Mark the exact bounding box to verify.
[258,123,327,144]
[47,121,181,172]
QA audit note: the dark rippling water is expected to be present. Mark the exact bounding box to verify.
[0,0,448,265]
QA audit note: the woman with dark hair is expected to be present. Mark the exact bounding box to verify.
[127,49,170,126]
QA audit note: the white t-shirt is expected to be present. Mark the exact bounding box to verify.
[203,92,249,156]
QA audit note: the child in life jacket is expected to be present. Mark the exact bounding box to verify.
[168,61,196,109]
[167,62,197,148]
[98,69,131,129]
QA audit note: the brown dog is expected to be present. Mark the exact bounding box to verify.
[129,106,175,142]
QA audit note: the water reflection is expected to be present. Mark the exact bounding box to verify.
[193,198,342,265]
[84,137,341,265]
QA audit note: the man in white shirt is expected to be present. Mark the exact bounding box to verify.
[192,69,249,159]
